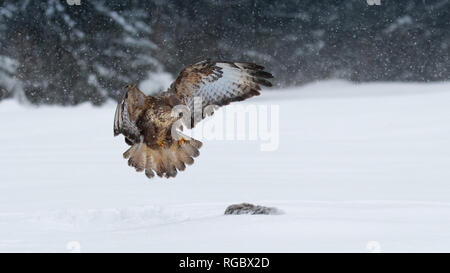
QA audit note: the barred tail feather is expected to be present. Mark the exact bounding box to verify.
[123,138,203,179]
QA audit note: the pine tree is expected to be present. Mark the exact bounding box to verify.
[0,0,162,105]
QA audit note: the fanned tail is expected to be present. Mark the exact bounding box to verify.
[123,138,203,179]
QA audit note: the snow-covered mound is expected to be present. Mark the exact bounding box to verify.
[1,81,450,252]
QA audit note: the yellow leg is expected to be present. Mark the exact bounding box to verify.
[178,138,186,146]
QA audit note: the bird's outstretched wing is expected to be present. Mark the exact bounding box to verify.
[167,60,273,127]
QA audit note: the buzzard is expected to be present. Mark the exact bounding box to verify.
[114,60,273,179]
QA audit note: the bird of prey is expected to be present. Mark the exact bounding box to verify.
[114,60,273,179]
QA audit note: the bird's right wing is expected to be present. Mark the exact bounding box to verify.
[167,60,273,128]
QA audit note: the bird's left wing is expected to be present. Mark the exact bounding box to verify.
[113,84,148,144]
[167,60,273,127]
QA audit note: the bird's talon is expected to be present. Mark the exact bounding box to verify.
[178,138,186,146]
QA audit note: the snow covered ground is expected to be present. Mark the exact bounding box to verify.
[1,80,450,252]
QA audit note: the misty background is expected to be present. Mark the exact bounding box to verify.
[0,0,448,105]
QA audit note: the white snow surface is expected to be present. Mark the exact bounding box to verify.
[1,80,450,252]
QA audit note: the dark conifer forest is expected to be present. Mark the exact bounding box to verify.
[0,0,448,105]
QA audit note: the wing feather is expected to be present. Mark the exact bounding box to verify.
[168,60,273,127]
[113,84,148,144]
